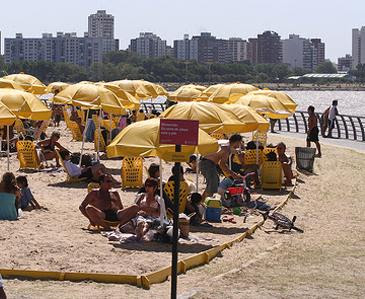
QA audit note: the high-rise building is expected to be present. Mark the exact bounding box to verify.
[88,10,114,39]
[257,31,282,64]
[337,54,352,72]
[129,32,167,58]
[282,34,313,71]
[352,27,365,69]
[247,38,258,64]
[311,38,325,70]
[4,32,118,66]
[227,38,248,62]
[174,34,193,61]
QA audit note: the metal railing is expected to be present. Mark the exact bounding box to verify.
[274,111,365,142]
[141,103,166,114]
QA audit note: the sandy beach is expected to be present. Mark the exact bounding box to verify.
[1,129,365,298]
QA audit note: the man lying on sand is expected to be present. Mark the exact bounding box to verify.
[79,174,138,229]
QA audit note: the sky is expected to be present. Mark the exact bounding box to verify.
[0,0,363,61]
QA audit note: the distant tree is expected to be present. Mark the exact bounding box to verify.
[315,61,337,74]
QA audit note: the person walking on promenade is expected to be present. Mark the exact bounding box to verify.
[306,105,322,157]
[322,100,338,138]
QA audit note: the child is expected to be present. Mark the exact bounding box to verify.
[184,193,204,226]
[16,176,41,210]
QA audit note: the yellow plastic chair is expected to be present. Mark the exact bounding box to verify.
[261,161,282,190]
[56,150,86,183]
[252,131,267,147]
[94,130,106,152]
[163,181,189,214]
[262,147,278,162]
[76,109,85,125]
[14,119,26,135]
[16,140,41,170]
[210,132,225,140]
[121,157,144,189]
[68,121,83,141]
[244,149,263,165]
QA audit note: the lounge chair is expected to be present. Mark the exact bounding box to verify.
[16,140,41,170]
[0,192,18,220]
[163,181,189,214]
[121,157,143,189]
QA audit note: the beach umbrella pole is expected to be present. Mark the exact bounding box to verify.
[171,144,181,299]
[79,109,90,167]
[195,154,199,192]
[6,125,10,171]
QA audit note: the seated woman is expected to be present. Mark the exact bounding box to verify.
[276,142,294,186]
[0,172,20,220]
[38,131,67,167]
[59,150,121,187]
[119,178,167,240]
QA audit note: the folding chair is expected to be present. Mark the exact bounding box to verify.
[163,181,189,214]
[56,150,86,183]
[121,157,144,189]
[16,140,41,170]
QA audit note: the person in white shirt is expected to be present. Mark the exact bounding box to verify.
[59,151,121,187]
[327,100,338,138]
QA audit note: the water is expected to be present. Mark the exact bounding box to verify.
[285,90,365,116]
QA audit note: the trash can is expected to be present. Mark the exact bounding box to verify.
[295,147,316,172]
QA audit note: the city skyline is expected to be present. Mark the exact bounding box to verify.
[0,0,363,61]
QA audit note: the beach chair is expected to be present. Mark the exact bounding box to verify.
[14,119,26,136]
[262,147,278,162]
[94,130,106,152]
[16,140,41,170]
[261,161,282,190]
[68,121,83,141]
[121,157,144,189]
[210,131,225,140]
[244,149,263,165]
[163,181,189,214]
[252,131,267,147]
[55,150,86,183]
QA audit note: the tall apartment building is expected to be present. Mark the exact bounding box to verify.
[352,27,365,69]
[129,32,167,58]
[257,31,282,64]
[247,38,258,64]
[311,38,325,71]
[337,54,352,72]
[227,38,248,62]
[4,32,118,66]
[88,10,114,38]
[174,34,194,60]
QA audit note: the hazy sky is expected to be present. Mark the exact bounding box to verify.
[0,0,363,61]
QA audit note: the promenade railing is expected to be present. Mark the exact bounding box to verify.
[273,111,365,142]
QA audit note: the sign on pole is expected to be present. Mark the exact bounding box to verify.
[159,119,199,146]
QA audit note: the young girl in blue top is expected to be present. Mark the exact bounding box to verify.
[16,176,41,210]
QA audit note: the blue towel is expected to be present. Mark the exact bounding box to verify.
[0,192,18,220]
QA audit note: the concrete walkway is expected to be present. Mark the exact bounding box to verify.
[272,131,365,153]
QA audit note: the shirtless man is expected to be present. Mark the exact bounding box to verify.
[306,105,322,157]
[199,134,243,199]
[79,174,138,229]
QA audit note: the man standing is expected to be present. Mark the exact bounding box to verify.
[306,106,322,157]
[326,100,338,138]
[199,134,244,200]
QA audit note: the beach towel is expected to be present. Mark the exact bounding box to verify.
[0,192,18,220]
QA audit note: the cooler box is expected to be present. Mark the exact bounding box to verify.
[205,195,222,222]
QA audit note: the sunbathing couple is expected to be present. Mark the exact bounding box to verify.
[80,175,166,240]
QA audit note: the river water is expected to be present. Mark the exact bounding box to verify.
[285,90,365,116]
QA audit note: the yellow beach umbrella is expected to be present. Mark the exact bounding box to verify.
[138,80,168,98]
[168,86,202,102]
[108,80,150,99]
[247,90,297,113]
[54,83,126,115]
[0,102,16,126]
[0,89,51,120]
[235,94,293,119]
[46,82,70,94]
[2,73,46,94]
[106,118,218,160]
[208,83,258,104]
[0,79,25,91]
[160,101,264,134]
[198,84,224,101]
[180,84,206,91]
[100,83,140,110]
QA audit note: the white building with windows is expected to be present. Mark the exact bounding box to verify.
[352,27,365,69]
[88,10,114,39]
